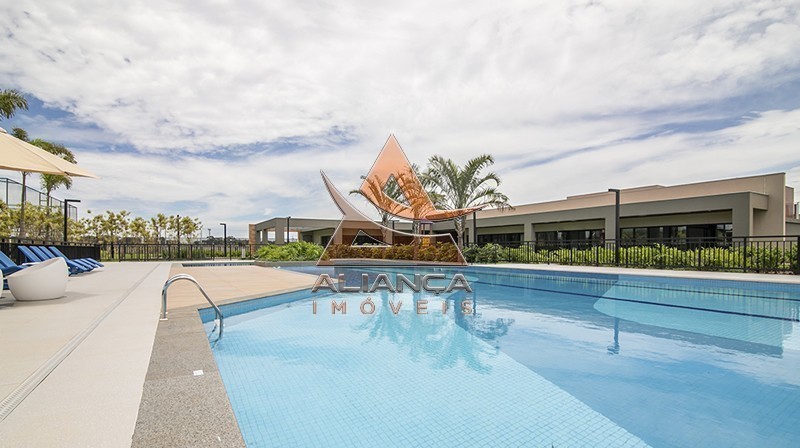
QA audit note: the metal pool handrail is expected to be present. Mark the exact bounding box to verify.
[161,274,224,340]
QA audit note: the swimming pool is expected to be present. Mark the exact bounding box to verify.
[202,266,800,447]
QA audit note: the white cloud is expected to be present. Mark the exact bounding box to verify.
[499,108,800,205]
[3,1,799,151]
[1,1,799,235]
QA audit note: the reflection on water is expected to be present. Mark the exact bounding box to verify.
[355,290,514,374]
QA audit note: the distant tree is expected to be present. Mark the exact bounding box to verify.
[0,89,28,120]
[167,215,202,243]
[129,217,150,242]
[149,213,169,242]
[101,210,131,243]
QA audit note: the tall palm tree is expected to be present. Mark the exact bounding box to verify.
[30,139,76,202]
[349,175,405,227]
[1,89,31,235]
[33,139,75,239]
[0,89,28,120]
[11,128,32,236]
[420,154,511,248]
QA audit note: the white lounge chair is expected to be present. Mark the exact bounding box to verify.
[7,258,68,301]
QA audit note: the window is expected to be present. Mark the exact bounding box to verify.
[536,231,558,242]
[477,233,523,246]
[535,230,604,247]
[620,224,731,245]
[321,235,331,246]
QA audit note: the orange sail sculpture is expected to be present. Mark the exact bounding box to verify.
[318,135,480,266]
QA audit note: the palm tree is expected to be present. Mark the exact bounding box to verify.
[0,89,31,236]
[11,128,32,236]
[0,89,28,120]
[420,154,511,248]
[349,175,404,227]
[30,139,76,203]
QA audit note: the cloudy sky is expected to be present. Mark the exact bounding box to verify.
[1,0,799,237]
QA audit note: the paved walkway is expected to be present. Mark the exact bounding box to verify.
[0,261,318,448]
[0,262,170,447]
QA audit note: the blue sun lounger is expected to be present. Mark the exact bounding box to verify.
[37,247,96,272]
[1,251,31,290]
[19,246,85,275]
[31,246,94,273]
[0,250,26,277]
[48,246,104,268]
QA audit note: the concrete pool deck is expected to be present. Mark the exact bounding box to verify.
[0,262,317,448]
[0,260,797,447]
[0,262,170,447]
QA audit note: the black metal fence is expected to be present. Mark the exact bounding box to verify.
[0,238,101,265]
[465,236,800,274]
[99,242,269,262]
[6,236,796,274]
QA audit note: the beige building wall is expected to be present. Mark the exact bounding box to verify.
[473,173,787,239]
[252,173,796,243]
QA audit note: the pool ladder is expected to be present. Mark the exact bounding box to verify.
[161,274,224,341]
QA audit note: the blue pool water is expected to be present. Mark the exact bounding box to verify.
[203,266,800,447]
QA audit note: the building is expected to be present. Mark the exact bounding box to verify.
[251,173,800,246]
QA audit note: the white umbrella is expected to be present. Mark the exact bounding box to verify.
[0,126,98,237]
[0,127,98,178]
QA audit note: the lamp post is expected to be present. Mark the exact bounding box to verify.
[220,222,227,259]
[608,189,621,266]
[63,199,81,242]
[286,216,291,244]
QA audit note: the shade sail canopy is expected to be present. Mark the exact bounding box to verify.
[0,127,99,178]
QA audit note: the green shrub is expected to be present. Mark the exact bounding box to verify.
[256,241,324,261]
[494,242,798,273]
[464,243,503,263]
